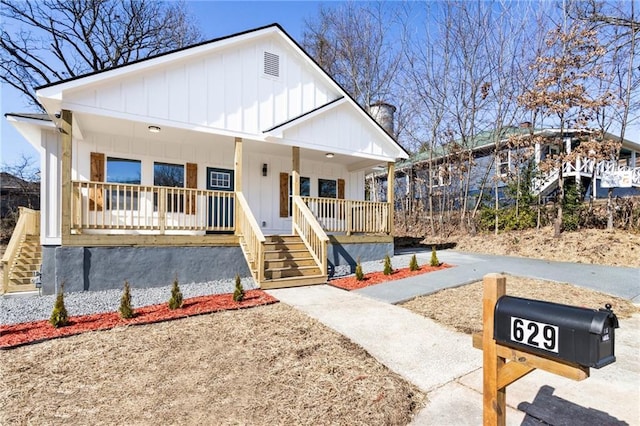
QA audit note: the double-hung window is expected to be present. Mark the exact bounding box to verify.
[106,157,141,210]
[154,162,185,212]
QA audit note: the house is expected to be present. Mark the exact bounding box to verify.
[3,24,408,295]
[0,172,40,218]
[377,126,640,211]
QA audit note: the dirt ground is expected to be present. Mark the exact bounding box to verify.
[0,303,424,425]
[407,227,639,334]
[449,227,639,268]
[2,227,638,424]
[403,275,639,335]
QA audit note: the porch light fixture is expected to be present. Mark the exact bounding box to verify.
[262,163,268,176]
[148,125,161,133]
[325,153,334,159]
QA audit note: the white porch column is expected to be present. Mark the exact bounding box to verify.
[61,109,72,244]
[387,162,395,235]
[632,150,637,168]
[534,142,541,164]
[234,137,242,236]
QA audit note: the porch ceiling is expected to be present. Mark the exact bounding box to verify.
[73,111,389,172]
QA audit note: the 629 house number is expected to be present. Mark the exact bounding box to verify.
[510,317,559,353]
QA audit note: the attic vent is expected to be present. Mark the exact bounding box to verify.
[263,51,280,77]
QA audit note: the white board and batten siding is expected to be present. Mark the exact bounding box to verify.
[244,152,365,234]
[61,34,339,139]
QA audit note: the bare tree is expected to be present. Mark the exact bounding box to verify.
[1,0,201,109]
[302,2,406,136]
[519,20,613,236]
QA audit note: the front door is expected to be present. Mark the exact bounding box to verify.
[207,167,234,231]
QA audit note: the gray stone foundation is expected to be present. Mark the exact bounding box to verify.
[40,245,250,295]
[327,237,393,277]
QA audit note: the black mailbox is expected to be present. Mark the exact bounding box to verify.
[494,296,619,369]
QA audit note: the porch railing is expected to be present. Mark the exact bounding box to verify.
[292,196,329,275]
[71,181,235,232]
[236,192,265,283]
[2,207,39,292]
[301,196,391,235]
[533,157,640,195]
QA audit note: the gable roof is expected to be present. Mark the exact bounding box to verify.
[35,23,408,160]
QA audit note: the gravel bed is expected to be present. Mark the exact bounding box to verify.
[1,254,419,326]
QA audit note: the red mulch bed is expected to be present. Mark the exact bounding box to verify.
[330,264,454,291]
[0,290,277,349]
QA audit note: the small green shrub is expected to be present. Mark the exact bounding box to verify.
[49,283,69,328]
[168,276,183,310]
[233,274,245,302]
[430,247,440,267]
[383,254,393,275]
[119,281,135,319]
[409,254,419,271]
[355,260,364,281]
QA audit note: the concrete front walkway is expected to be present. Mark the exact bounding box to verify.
[356,250,640,304]
[267,253,640,425]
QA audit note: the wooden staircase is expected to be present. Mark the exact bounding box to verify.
[259,235,327,289]
[2,208,41,294]
[4,235,41,293]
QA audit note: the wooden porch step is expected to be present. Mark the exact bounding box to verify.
[263,249,309,260]
[259,274,328,290]
[6,283,38,293]
[264,265,322,280]
[259,234,326,289]
[264,257,317,269]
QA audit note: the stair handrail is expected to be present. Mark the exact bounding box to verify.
[2,207,39,293]
[292,195,329,276]
[235,192,265,284]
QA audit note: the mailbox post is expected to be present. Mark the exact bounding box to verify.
[473,273,619,426]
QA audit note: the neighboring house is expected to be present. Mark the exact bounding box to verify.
[375,126,640,210]
[0,172,40,218]
[4,24,408,295]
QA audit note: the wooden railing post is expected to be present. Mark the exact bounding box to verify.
[60,109,72,244]
[387,162,395,235]
[483,273,507,426]
[159,187,166,234]
[346,200,352,236]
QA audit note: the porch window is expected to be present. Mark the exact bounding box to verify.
[106,157,141,210]
[209,171,232,190]
[319,179,337,198]
[318,178,337,217]
[154,162,185,213]
[288,176,310,216]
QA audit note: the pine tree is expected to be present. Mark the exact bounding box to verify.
[409,254,419,271]
[355,259,364,281]
[430,247,440,267]
[49,282,69,328]
[233,274,245,302]
[119,281,135,319]
[168,276,184,310]
[383,254,393,275]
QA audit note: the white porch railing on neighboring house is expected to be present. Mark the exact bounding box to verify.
[532,157,640,196]
[71,181,235,232]
[301,197,391,235]
[292,196,329,276]
[236,192,265,283]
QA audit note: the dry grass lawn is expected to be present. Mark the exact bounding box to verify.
[403,276,640,335]
[0,303,423,425]
[2,227,638,425]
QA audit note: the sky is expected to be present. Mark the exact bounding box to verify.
[0,1,326,168]
[1,1,638,169]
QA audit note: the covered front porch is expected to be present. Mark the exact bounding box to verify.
[50,108,398,291]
